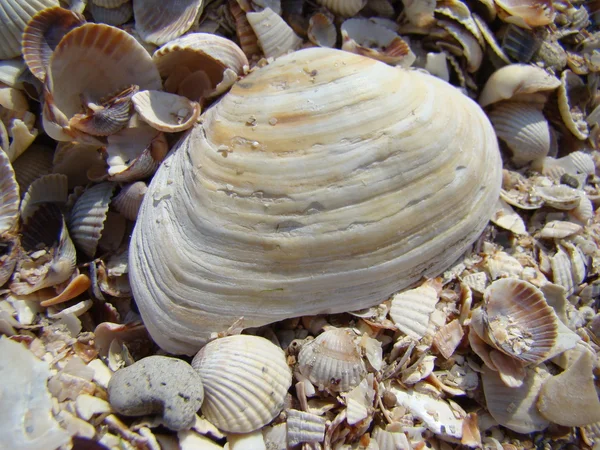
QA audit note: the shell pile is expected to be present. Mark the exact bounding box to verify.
[2,1,600,449]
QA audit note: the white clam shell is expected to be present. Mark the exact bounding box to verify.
[129,48,502,355]
[0,0,59,60]
[132,90,200,132]
[191,335,292,433]
[297,328,366,392]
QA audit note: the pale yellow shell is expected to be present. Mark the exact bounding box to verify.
[129,48,502,355]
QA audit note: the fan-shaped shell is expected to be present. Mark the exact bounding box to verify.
[134,0,203,46]
[482,279,557,365]
[0,0,59,60]
[129,47,502,355]
[191,335,292,433]
[297,328,366,392]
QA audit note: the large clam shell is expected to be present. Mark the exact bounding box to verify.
[191,335,292,433]
[129,48,502,355]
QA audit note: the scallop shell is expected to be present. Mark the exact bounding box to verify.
[191,335,292,433]
[0,148,19,234]
[247,7,302,58]
[46,23,162,141]
[479,64,561,108]
[0,0,59,60]
[341,18,415,67]
[68,182,117,257]
[389,283,439,339]
[22,6,86,83]
[297,328,366,393]
[112,181,147,221]
[316,0,366,17]
[482,279,557,365]
[20,173,68,222]
[134,0,203,46]
[129,47,503,355]
[132,90,200,132]
[488,102,550,165]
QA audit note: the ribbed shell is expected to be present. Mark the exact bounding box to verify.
[12,145,54,193]
[316,0,366,16]
[482,279,557,365]
[191,335,292,433]
[47,23,162,121]
[0,148,19,234]
[132,90,200,132]
[134,0,203,46]
[286,409,326,447]
[112,181,147,221]
[130,48,502,355]
[20,173,68,222]
[389,284,439,339]
[0,0,59,60]
[297,329,366,392]
[89,2,133,26]
[247,8,302,58]
[22,6,86,82]
[68,182,117,257]
[488,102,550,164]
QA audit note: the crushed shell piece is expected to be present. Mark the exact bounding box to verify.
[132,90,201,132]
[490,198,526,235]
[390,284,439,339]
[495,0,555,27]
[191,335,292,433]
[247,7,302,58]
[286,409,326,447]
[0,336,71,449]
[0,148,19,234]
[539,220,582,239]
[537,349,600,426]
[316,0,366,17]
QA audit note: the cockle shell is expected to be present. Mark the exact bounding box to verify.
[129,47,503,355]
[191,335,292,433]
[133,0,204,45]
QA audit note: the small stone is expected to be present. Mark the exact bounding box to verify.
[107,355,204,431]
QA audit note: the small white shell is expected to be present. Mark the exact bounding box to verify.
[297,328,366,393]
[550,246,575,296]
[389,284,439,339]
[539,220,582,239]
[68,182,117,257]
[134,0,203,45]
[247,8,302,59]
[307,13,336,48]
[488,102,550,165]
[0,148,19,234]
[490,198,527,235]
[0,0,59,60]
[112,181,147,221]
[316,0,366,17]
[286,409,326,447]
[132,90,200,132]
[191,335,291,433]
[535,185,582,210]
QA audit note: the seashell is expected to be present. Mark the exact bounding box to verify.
[569,193,593,223]
[500,24,540,64]
[316,0,366,17]
[40,273,92,307]
[4,118,38,164]
[112,181,147,221]
[481,365,550,433]
[341,18,416,67]
[343,375,375,425]
[229,0,261,61]
[12,145,55,194]
[437,19,482,73]
[0,59,25,88]
[251,0,282,15]
[490,198,527,235]
[372,426,411,450]
[286,409,326,447]
[52,142,104,189]
[472,13,510,65]
[488,102,550,165]
[133,0,203,46]
[132,90,200,132]
[89,2,133,26]
[479,64,561,107]
[0,148,19,234]
[389,283,439,339]
[68,182,117,258]
[153,33,248,101]
[535,185,581,210]
[45,23,162,142]
[433,319,464,359]
[129,47,503,355]
[537,349,600,427]
[485,251,523,280]
[424,52,450,82]
[191,335,292,433]
[20,173,68,222]
[435,0,484,47]
[558,70,589,140]
[481,278,557,365]
[307,13,336,48]
[0,0,59,60]
[550,246,575,296]
[227,430,266,450]
[495,0,554,27]
[247,8,302,59]
[22,6,86,83]
[11,204,76,295]
[539,220,582,239]
[298,328,366,393]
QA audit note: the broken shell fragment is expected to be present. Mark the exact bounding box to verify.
[389,283,439,339]
[191,335,292,433]
[129,47,502,355]
[297,328,366,392]
[132,90,200,132]
[316,0,366,17]
[307,13,336,48]
[247,7,302,59]
[495,0,555,27]
[482,278,557,365]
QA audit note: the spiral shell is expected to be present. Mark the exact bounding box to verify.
[129,48,502,355]
[191,335,292,433]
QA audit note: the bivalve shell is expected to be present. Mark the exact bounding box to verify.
[286,409,326,447]
[389,283,439,339]
[247,8,302,59]
[133,0,203,46]
[535,185,582,210]
[129,47,502,355]
[297,328,366,393]
[316,0,366,17]
[132,90,200,132]
[0,148,19,234]
[191,335,292,433]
